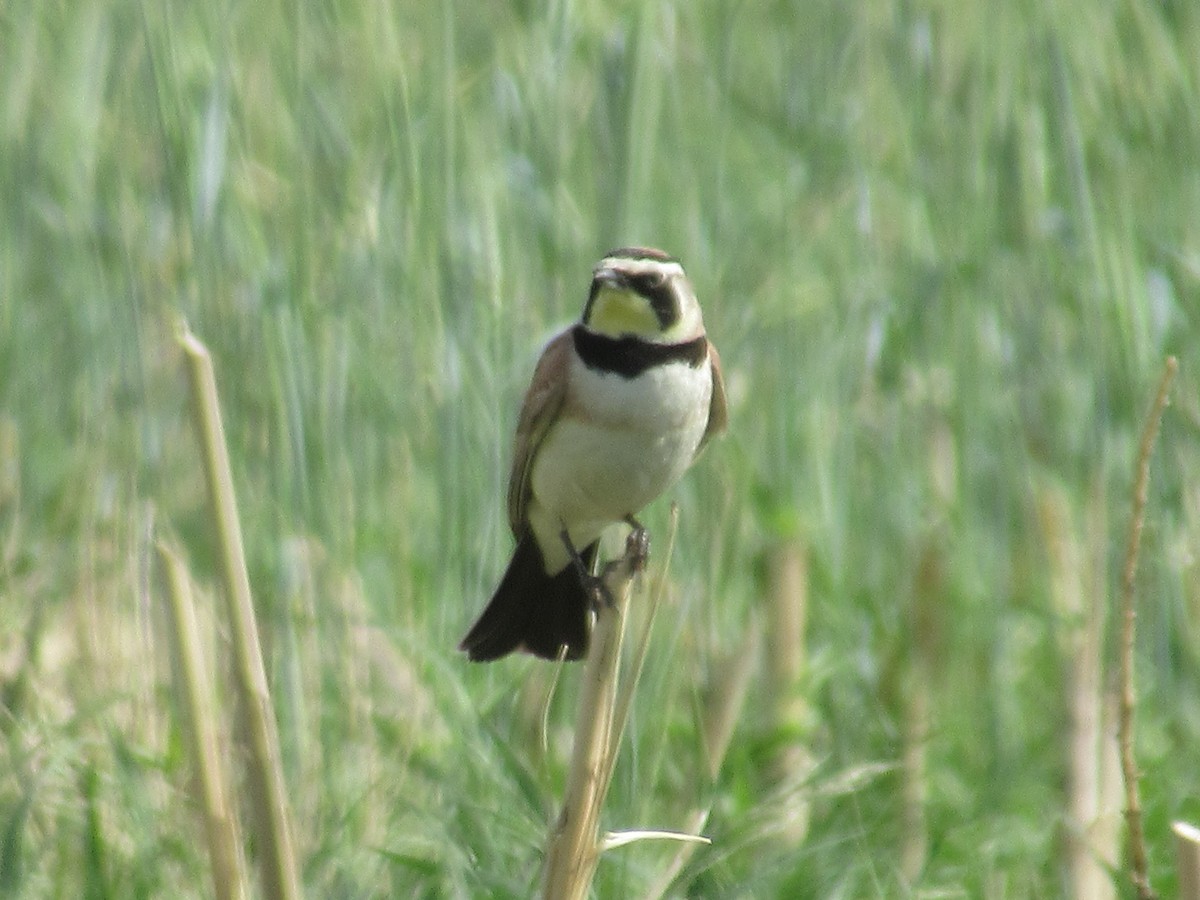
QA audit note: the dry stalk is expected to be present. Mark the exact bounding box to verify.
[542,516,708,900]
[898,538,943,883]
[156,541,248,900]
[541,532,642,900]
[1039,484,1119,899]
[701,626,759,784]
[1118,355,1177,900]
[181,328,302,900]
[764,541,812,807]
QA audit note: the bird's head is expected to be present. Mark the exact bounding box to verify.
[582,247,704,343]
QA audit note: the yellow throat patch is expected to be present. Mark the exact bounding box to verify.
[587,286,660,337]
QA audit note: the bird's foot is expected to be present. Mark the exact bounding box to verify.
[593,518,650,601]
[560,528,615,609]
[559,521,650,611]
[622,517,650,574]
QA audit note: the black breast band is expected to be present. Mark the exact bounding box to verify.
[572,326,707,379]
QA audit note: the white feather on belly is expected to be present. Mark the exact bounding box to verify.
[528,357,712,573]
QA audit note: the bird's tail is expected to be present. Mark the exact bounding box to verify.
[459,533,598,662]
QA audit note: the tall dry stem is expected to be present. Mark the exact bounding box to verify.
[181,329,302,900]
[764,541,812,845]
[156,541,249,900]
[1038,484,1119,899]
[1118,355,1177,900]
[541,533,643,900]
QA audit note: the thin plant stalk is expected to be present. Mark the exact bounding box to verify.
[701,626,758,784]
[1039,485,1118,899]
[764,541,811,842]
[618,508,722,900]
[181,328,302,900]
[608,505,680,779]
[1118,355,1177,900]
[542,509,713,900]
[900,539,942,883]
[541,533,641,900]
[156,541,248,900]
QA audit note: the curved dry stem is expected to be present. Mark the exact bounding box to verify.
[1118,355,1176,900]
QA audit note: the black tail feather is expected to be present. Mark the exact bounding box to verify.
[460,534,598,662]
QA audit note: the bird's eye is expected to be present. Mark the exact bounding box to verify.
[636,271,667,293]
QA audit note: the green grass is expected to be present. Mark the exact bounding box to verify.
[2,0,1199,896]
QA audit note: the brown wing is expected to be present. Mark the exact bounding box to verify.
[696,339,728,455]
[506,330,573,536]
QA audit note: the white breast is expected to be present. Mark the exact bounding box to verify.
[527,354,713,573]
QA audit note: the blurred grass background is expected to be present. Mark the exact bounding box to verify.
[2,0,1199,896]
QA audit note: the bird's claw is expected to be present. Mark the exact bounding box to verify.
[560,521,650,611]
[624,524,650,574]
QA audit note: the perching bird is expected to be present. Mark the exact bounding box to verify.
[459,247,727,662]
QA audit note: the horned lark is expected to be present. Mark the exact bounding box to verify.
[460,247,727,662]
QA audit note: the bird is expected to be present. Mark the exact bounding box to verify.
[459,247,727,662]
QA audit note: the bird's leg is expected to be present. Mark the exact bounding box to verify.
[560,528,615,609]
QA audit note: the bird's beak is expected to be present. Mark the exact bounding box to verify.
[593,267,627,289]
